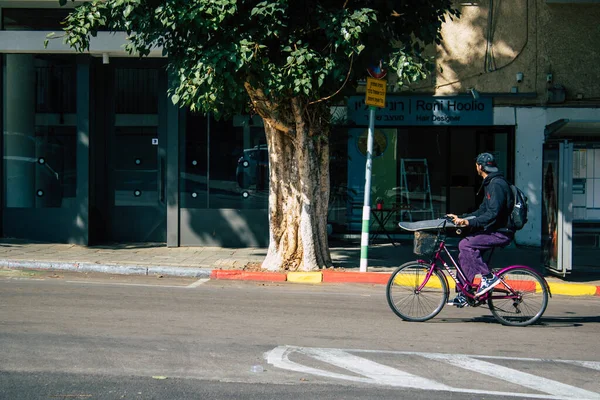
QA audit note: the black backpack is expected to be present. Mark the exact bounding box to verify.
[509,184,528,230]
[494,177,528,230]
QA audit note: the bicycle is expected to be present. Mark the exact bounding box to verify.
[386,217,551,326]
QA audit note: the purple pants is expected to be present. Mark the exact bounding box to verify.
[458,231,513,283]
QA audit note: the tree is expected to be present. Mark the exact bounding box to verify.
[56,0,459,271]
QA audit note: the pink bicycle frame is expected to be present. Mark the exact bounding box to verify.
[414,239,551,301]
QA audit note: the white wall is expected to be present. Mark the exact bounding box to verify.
[495,106,600,247]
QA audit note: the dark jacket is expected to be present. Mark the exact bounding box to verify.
[464,172,514,232]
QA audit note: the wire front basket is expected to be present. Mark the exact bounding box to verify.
[413,231,439,256]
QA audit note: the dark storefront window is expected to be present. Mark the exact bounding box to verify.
[181,112,268,209]
[328,126,350,233]
[2,8,111,32]
[3,54,77,208]
[338,125,513,233]
[115,68,158,114]
[181,106,513,235]
[2,8,72,31]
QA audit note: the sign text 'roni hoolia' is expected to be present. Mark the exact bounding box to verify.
[347,95,493,126]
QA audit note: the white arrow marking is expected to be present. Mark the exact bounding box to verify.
[266,345,374,384]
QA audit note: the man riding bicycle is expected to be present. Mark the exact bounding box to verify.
[447,152,515,307]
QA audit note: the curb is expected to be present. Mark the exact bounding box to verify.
[0,259,212,278]
[1,259,599,297]
[210,269,600,296]
[548,281,600,297]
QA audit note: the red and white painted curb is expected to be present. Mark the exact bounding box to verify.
[1,258,598,297]
[210,269,600,297]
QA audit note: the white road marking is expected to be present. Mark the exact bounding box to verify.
[421,352,600,399]
[560,360,600,371]
[267,346,600,400]
[266,345,375,385]
[187,279,209,288]
[299,347,452,390]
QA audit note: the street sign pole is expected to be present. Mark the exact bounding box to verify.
[360,106,376,273]
[360,75,387,272]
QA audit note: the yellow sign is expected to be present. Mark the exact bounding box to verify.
[365,77,387,108]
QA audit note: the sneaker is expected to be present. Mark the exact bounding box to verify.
[447,293,468,308]
[475,274,501,297]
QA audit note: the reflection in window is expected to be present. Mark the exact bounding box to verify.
[113,127,158,206]
[342,126,513,232]
[180,112,208,209]
[180,112,268,209]
[328,126,350,233]
[3,54,77,208]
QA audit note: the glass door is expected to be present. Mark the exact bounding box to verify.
[543,141,573,276]
[542,143,561,273]
[109,124,165,242]
[91,61,166,243]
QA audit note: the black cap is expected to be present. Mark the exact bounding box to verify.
[476,152,499,173]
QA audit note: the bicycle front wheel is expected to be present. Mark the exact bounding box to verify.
[488,267,549,327]
[386,261,449,322]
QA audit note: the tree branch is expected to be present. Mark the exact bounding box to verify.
[308,54,353,105]
[244,82,294,135]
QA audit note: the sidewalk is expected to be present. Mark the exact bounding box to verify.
[0,238,599,296]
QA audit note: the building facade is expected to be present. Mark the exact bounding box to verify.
[1,1,599,274]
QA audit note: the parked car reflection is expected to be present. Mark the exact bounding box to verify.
[236,144,269,190]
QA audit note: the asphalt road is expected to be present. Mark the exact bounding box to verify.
[0,269,599,399]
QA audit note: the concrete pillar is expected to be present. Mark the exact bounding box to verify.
[4,54,36,207]
[165,72,180,247]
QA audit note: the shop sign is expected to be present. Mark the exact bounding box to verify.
[348,95,493,126]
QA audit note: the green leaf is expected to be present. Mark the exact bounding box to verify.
[123,5,133,18]
[54,0,458,117]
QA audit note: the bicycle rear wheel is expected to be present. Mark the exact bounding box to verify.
[488,267,549,327]
[386,261,449,322]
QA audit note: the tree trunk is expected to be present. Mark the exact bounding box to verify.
[245,84,333,271]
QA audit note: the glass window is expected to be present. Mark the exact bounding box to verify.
[113,127,158,206]
[396,127,449,221]
[341,126,513,232]
[2,8,72,31]
[328,127,350,232]
[36,60,76,113]
[180,112,208,208]
[115,69,158,114]
[3,54,77,208]
[180,111,268,209]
